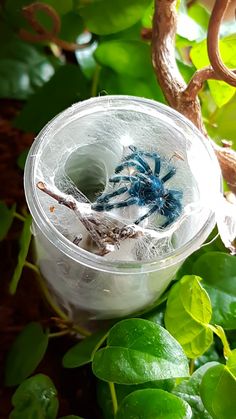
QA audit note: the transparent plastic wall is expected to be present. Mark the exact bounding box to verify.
[24,96,221,321]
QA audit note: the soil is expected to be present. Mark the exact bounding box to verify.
[0,100,102,419]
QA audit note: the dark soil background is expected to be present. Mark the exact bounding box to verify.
[0,100,102,419]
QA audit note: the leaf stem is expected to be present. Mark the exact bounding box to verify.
[24,261,91,337]
[208,324,232,359]
[14,212,26,222]
[48,330,71,338]
[91,64,101,97]
[189,358,195,375]
[108,382,118,416]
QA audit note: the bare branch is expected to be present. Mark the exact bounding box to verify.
[207,0,236,87]
[151,0,236,195]
[19,2,91,51]
[151,0,206,133]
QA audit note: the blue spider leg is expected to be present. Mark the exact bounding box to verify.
[92,197,139,212]
[134,204,160,225]
[96,186,128,203]
[138,151,161,176]
[109,175,137,184]
[136,173,152,184]
[124,153,152,174]
[161,168,176,183]
[115,161,146,174]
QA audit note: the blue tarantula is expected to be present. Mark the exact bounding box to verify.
[92,146,183,227]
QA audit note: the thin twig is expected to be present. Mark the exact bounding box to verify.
[207,0,236,87]
[19,2,91,51]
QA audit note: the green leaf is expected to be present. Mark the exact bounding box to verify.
[165,275,213,358]
[78,0,152,35]
[200,364,236,419]
[227,349,236,377]
[14,65,88,133]
[75,37,98,79]
[94,40,153,78]
[5,323,48,387]
[193,252,236,329]
[97,379,175,419]
[9,215,32,294]
[190,38,236,107]
[188,3,210,30]
[116,389,192,419]
[0,24,58,100]
[98,67,165,102]
[174,362,219,418]
[0,202,15,241]
[63,330,108,368]
[208,94,236,147]
[60,12,84,43]
[10,374,58,419]
[92,318,189,384]
[17,149,29,170]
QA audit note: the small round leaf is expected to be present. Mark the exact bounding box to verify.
[5,322,48,386]
[116,389,192,419]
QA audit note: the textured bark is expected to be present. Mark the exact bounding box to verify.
[152,0,236,193]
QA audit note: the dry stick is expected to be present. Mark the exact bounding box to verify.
[152,0,236,194]
[19,2,91,51]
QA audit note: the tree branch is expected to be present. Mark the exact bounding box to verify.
[207,0,236,87]
[152,0,236,194]
[19,2,91,51]
[151,0,206,133]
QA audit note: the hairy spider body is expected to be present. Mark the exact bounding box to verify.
[92,146,183,227]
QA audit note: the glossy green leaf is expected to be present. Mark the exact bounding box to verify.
[92,318,189,384]
[9,215,32,294]
[174,362,219,418]
[193,252,236,329]
[5,323,48,387]
[227,349,236,377]
[165,275,213,358]
[0,24,58,100]
[63,330,108,368]
[200,364,236,419]
[190,38,236,107]
[0,202,15,241]
[116,389,192,419]
[14,65,88,133]
[75,37,98,79]
[97,379,175,419]
[78,0,152,35]
[95,40,153,78]
[10,374,58,419]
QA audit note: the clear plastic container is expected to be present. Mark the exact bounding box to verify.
[24,96,221,322]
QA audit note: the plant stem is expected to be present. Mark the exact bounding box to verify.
[24,261,68,321]
[72,323,91,337]
[24,261,91,337]
[48,330,71,338]
[189,358,195,375]
[108,382,118,416]
[91,64,101,97]
[14,212,26,222]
